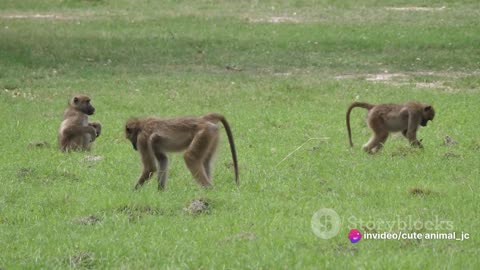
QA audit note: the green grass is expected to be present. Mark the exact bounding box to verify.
[1,1,479,269]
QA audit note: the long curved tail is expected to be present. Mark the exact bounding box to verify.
[346,102,374,147]
[204,113,239,185]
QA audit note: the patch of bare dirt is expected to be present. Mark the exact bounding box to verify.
[443,152,462,159]
[225,65,243,72]
[82,155,103,162]
[415,82,442,88]
[0,13,82,20]
[75,215,101,225]
[58,171,80,182]
[2,89,36,100]
[334,74,357,80]
[273,72,292,77]
[390,146,421,157]
[443,135,458,146]
[471,142,480,151]
[115,205,164,222]
[184,199,210,215]
[223,232,256,242]
[0,216,8,225]
[17,167,35,178]
[365,73,407,81]
[68,252,95,268]
[385,6,446,11]
[335,72,407,81]
[336,71,480,81]
[247,16,300,23]
[409,188,432,196]
[82,155,104,168]
[28,141,50,149]
[1,10,109,22]
[334,71,478,92]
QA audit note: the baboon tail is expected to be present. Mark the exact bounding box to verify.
[204,113,239,185]
[346,102,374,147]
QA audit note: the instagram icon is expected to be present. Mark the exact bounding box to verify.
[348,229,362,243]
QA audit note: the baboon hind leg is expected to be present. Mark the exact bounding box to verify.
[203,128,219,181]
[363,118,388,153]
[184,123,218,187]
[370,133,388,153]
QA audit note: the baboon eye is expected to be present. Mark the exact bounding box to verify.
[126,127,131,133]
[424,106,432,111]
[73,97,79,103]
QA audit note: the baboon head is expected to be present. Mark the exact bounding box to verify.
[71,95,95,115]
[421,105,435,127]
[125,118,141,151]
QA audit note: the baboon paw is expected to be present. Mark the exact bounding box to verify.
[411,141,422,148]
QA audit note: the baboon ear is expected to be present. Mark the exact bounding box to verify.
[73,97,79,104]
[424,105,432,112]
[126,127,131,133]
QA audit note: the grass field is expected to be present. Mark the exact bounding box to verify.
[1,0,479,269]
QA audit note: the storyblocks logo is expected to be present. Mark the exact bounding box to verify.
[310,208,341,239]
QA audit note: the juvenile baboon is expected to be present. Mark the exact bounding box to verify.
[125,113,239,190]
[58,95,102,151]
[346,101,435,153]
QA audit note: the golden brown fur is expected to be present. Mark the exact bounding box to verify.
[125,112,238,190]
[58,95,101,151]
[346,101,435,153]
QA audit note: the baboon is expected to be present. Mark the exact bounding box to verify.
[58,95,101,151]
[346,101,435,153]
[125,113,239,190]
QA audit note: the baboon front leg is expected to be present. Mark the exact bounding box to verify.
[406,114,422,147]
[89,122,102,138]
[405,127,421,147]
[135,169,155,190]
[406,130,422,148]
[402,129,422,147]
[150,134,169,190]
[184,124,218,187]
[135,145,156,190]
